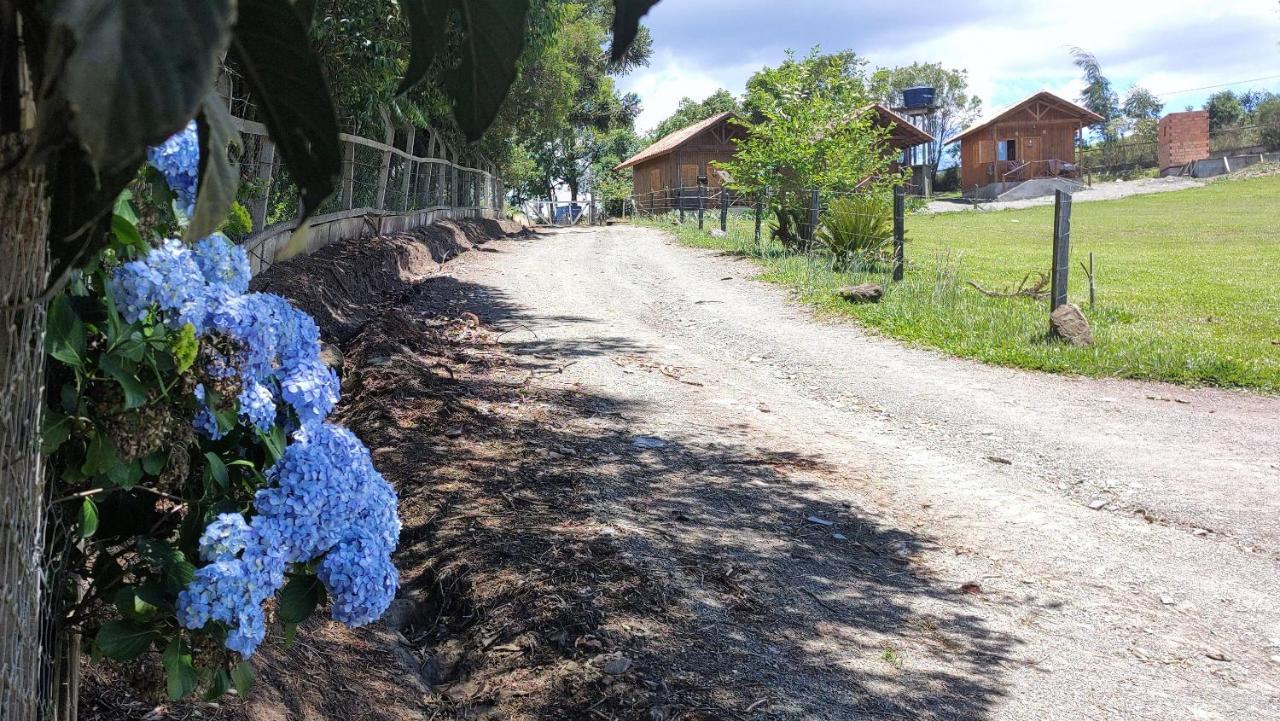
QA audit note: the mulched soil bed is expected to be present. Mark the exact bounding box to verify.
[81,219,686,720]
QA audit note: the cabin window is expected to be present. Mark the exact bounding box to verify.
[997,139,1017,162]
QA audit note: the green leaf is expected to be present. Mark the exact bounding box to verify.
[114,189,139,224]
[229,0,340,220]
[47,295,86,368]
[163,638,199,700]
[41,410,73,455]
[609,0,661,64]
[399,0,530,142]
[112,586,161,621]
[99,355,148,410]
[205,667,232,700]
[171,323,199,373]
[138,539,196,588]
[231,661,255,696]
[106,459,144,489]
[96,620,157,661]
[186,91,244,242]
[78,497,99,538]
[111,214,145,252]
[141,451,167,476]
[45,0,236,176]
[278,573,323,624]
[82,431,119,476]
[204,452,229,489]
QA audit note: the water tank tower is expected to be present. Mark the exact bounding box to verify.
[902,86,937,113]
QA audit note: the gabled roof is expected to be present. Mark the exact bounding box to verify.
[865,103,934,148]
[944,90,1105,145]
[614,112,738,171]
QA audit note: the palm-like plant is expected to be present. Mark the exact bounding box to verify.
[815,194,892,268]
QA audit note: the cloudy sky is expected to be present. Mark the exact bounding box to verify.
[618,0,1280,134]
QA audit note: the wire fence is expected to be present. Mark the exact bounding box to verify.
[216,66,505,275]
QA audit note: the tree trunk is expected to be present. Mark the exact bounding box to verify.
[0,132,53,721]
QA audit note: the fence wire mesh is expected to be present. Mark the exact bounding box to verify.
[1,135,52,721]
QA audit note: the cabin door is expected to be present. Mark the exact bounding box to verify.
[1021,135,1041,175]
[679,163,699,191]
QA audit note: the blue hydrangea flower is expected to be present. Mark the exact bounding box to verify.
[198,513,253,562]
[148,121,200,217]
[179,423,401,656]
[108,239,207,331]
[238,380,277,431]
[318,531,399,626]
[279,358,339,427]
[193,233,251,295]
[192,384,225,440]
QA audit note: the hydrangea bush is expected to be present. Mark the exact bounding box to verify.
[43,122,400,699]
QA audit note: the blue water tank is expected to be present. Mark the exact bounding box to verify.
[902,86,936,110]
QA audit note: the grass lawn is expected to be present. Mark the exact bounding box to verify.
[645,174,1280,393]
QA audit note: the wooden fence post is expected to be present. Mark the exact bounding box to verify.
[340,139,355,210]
[1050,189,1073,311]
[808,188,820,247]
[892,185,905,282]
[697,184,705,230]
[719,188,729,232]
[400,127,416,211]
[753,194,763,245]
[250,138,275,231]
[678,187,684,223]
[374,114,394,211]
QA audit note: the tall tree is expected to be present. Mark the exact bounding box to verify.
[1070,47,1119,138]
[648,89,741,140]
[868,62,982,178]
[1205,90,1245,131]
[1121,86,1163,122]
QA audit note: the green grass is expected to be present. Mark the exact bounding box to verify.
[642,175,1280,393]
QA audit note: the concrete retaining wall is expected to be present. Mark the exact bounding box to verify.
[245,206,501,275]
[1184,152,1280,179]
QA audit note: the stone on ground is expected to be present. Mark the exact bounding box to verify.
[838,283,884,303]
[1049,303,1094,346]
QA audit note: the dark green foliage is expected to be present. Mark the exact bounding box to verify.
[229,0,341,219]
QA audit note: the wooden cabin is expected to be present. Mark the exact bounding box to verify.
[615,112,747,210]
[616,106,934,209]
[947,91,1104,195]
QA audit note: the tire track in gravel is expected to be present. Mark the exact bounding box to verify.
[442,224,1280,720]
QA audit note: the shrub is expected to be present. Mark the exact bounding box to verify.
[220,201,253,241]
[815,194,893,267]
[43,123,400,701]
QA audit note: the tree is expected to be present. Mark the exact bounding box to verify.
[1070,47,1119,137]
[1121,86,1163,123]
[1205,90,1245,131]
[722,48,899,248]
[868,62,982,180]
[503,0,651,202]
[1258,96,1280,151]
[649,89,741,140]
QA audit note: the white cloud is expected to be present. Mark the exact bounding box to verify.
[618,0,1280,129]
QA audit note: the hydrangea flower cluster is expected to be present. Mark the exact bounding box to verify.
[110,233,337,436]
[127,127,400,659]
[147,120,200,217]
[176,425,400,654]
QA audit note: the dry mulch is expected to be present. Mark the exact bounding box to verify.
[81,219,691,720]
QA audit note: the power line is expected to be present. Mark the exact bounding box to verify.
[1153,73,1280,98]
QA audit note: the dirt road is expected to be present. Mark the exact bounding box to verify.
[439,224,1279,720]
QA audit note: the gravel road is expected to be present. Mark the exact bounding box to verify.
[927,176,1205,213]
[445,224,1280,720]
